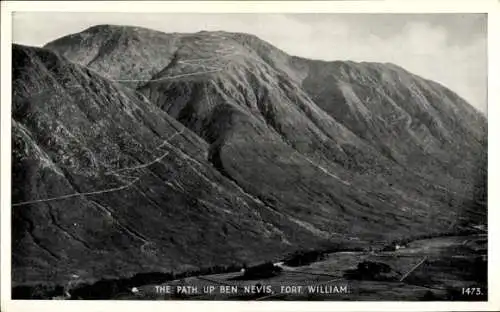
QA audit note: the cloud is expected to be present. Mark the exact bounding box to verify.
[12,12,487,113]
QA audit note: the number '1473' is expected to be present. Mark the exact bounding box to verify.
[461,288,483,295]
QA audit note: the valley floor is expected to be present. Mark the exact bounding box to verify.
[115,234,487,301]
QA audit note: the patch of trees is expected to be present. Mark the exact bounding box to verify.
[343,261,399,281]
[283,250,328,267]
[231,262,283,280]
[283,242,365,267]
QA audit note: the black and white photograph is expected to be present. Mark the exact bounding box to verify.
[1,1,496,308]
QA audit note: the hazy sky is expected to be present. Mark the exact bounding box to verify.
[13,12,487,114]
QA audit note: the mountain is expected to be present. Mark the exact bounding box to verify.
[12,25,487,291]
[12,44,300,288]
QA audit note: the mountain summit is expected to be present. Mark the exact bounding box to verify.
[13,25,487,290]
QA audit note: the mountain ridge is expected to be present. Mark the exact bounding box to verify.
[11,25,487,290]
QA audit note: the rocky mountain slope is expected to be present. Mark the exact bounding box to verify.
[12,25,487,291]
[12,44,300,287]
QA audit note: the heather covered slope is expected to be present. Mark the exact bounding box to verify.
[296,59,487,192]
[12,44,308,287]
[12,25,487,290]
[44,25,181,88]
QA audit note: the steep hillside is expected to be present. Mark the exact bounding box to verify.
[46,26,487,191]
[296,59,486,187]
[12,25,487,291]
[12,44,314,287]
[47,25,486,216]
